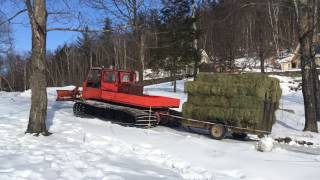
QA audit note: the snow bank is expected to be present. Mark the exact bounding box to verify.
[1,76,320,180]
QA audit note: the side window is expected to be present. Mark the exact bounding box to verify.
[87,69,101,88]
[104,72,115,83]
[122,74,130,82]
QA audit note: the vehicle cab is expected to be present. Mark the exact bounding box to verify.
[82,67,142,100]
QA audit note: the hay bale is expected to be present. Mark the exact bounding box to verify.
[185,81,212,95]
[182,102,265,129]
[187,73,281,103]
[197,73,271,85]
[187,94,264,109]
[183,73,281,132]
[186,81,273,100]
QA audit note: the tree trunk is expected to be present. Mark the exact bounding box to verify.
[173,58,177,93]
[268,0,280,57]
[192,0,199,78]
[139,33,145,83]
[25,0,49,135]
[294,0,319,132]
[300,43,318,132]
[256,4,265,73]
[24,63,27,91]
[312,0,320,123]
[124,39,127,70]
[259,46,265,73]
[312,65,320,123]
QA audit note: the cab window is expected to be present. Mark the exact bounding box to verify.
[122,74,130,82]
[104,72,115,83]
[87,69,101,88]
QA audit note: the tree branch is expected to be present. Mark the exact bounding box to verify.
[46,27,112,32]
[0,9,27,26]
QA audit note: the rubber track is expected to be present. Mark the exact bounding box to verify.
[73,100,159,128]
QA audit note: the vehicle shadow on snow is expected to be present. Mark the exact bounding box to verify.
[168,125,258,142]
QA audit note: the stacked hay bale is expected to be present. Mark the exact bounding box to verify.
[183,73,281,132]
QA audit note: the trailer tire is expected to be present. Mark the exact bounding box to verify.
[232,133,248,140]
[210,124,227,140]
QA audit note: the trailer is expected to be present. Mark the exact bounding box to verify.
[159,112,270,140]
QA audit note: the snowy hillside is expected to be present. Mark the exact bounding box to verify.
[1,77,320,180]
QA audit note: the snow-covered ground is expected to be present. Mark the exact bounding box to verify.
[1,76,320,180]
[144,69,171,80]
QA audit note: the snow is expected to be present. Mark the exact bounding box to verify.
[144,69,170,80]
[234,57,260,69]
[1,76,320,180]
[234,57,282,73]
[144,79,192,111]
[270,75,320,146]
[255,137,274,152]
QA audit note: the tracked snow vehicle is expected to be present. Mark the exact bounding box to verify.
[56,67,180,128]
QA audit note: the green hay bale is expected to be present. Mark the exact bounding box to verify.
[188,94,264,109]
[186,81,269,99]
[187,95,230,107]
[183,73,281,131]
[187,73,282,105]
[185,81,212,95]
[196,73,270,85]
[210,83,268,98]
[269,78,282,104]
[182,102,266,129]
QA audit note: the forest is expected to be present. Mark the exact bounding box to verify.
[0,0,303,91]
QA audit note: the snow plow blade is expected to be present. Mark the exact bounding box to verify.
[56,87,81,101]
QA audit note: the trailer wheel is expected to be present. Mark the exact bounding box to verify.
[232,133,247,140]
[210,124,227,140]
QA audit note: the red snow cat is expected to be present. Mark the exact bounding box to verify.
[56,67,180,128]
[57,67,275,140]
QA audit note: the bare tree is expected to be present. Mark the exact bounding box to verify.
[0,14,13,54]
[293,0,319,132]
[84,0,148,82]
[1,0,95,135]
[268,0,280,57]
[24,0,50,135]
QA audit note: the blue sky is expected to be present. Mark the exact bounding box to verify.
[8,0,92,53]
[4,0,104,53]
[4,0,162,53]
[13,23,80,53]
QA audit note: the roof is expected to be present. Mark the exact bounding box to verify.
[278,54,295,64]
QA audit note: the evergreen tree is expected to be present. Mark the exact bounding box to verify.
[100,17,114,67]
[76,26,94,68]
[101,18,113,44]
[160,0,196,92]
[76,26,92,56]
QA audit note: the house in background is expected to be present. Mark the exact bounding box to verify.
[315,54,320,65]
[276,47,301,71]
[278,44,320,71]
[278,53,300,71]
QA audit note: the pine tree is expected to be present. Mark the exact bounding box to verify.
[160,0,197,92]
[100,17,114,67]
[101,18,113,44]
[76,26,94,68]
